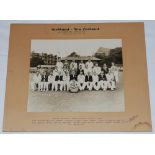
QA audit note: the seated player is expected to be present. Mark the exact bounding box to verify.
[40,71,48,91]
[69,79,79,93]
[85,72,93,91]
[92,63,101,75]
[98,71,108,91]
[106,69,116,91]
[92,72,100,90]
[70,70,77,81]
[54,71,63,91]
[48,72,55,91]
[31,71,41,91]
[63,71,70,91]
[77,71,86,90]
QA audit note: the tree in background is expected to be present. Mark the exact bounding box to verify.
[67,52,80,57]
[94,47,123,67]
[30,57,44,67]
[109,47,123,64]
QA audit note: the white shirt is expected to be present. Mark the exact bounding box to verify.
[92,75,99,83]
[53,69,58,76]
[79,63,85,70]
[63,75,70,82]
[93,66,101,75]
[56,62,63,70]
[86,61,94,69]
[84,68,92,75]
[48,75,55,82]
[78,75,85,83]
[111,66,118,72]
[33,74,41,83]
[106,73,114,81]
[70,62,77,69]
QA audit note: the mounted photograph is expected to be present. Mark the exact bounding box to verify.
[27,39,124,112]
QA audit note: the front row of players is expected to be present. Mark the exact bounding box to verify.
[31,69,117,93]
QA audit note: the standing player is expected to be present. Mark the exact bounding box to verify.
[63,59,69,70]
[77,64,84,75]
[110,62,119,83]
[70,59,78,73]
[86,57,94,71]
[79,60,85,70]
[77,71,86,90]
[31,71,41,91]
[84,64,90,75]
[102,63,109,75]
[92,63,101,75]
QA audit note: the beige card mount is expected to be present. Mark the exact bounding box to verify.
[3,22,152,132]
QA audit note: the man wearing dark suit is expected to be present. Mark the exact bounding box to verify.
[54,72,63,91]
[85,72,93,90]
[41,72,48,91]
[102,63,109,75]
[77,65,84,76]
[98,71,108,91]
[70,70,77,81]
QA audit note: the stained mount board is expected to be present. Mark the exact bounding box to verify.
[3,22,152,132]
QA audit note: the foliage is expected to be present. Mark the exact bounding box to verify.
[30,57,44,67]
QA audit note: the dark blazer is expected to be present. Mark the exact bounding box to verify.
[102,67,109,74]
[99,74,107,81]
[70,74,77,81]
[41,75,48,82]
[85,75,93,82]
[77,69,84,75]
[55,75,63,81]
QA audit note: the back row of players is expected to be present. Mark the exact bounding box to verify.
[31,58,119,92]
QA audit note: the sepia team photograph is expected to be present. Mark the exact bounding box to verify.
[27,39,124,112]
